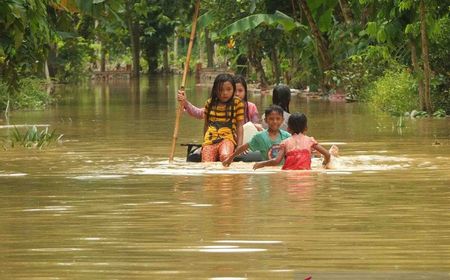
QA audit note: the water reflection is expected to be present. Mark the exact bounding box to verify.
[0,77,449,278]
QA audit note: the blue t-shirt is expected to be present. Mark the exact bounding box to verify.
[247,129,291,160]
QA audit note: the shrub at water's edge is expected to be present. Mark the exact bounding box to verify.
[0,78,53,111]
[366,69,419,116]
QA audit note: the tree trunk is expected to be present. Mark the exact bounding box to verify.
[419,0,433,113]
[163,45,170,73]
[100,45,106,72]
[360,2,374,28]
[409,39,425,110]
[44,60,51,83]
[47,43,58,77]
[126,1,140,78]
[338,0,353,24]
[298,0,332,72]
[205,28,214,68]
[270,47,280,84]
[248,50,268,88]
[290,0,299,20]
[173,34,178,66]
[146,47,158,74]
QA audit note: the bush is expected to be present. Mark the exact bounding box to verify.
[13,78,52,110]
[367,69,418,115]
[56,38,93,83]
[326,46,398,100]
[0,78,52,111]
[431,74,450,114]
[0,80,9,110]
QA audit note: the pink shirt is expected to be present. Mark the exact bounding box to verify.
[184,101,204,119]
[280,133,318,170]
[246,102,259,123]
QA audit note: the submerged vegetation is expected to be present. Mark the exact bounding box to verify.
[0,0,448,115]
[2,126,63,150]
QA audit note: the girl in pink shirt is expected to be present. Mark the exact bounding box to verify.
[253,113,331,170]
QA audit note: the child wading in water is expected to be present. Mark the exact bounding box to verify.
[202,73,245,162]
[223,105,291,167]
[253,113,331,170]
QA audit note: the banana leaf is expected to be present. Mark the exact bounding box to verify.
[219,11,306,38]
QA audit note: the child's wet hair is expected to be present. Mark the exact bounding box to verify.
[233,75,247,101]
[210,73,236,103]
[288,113,307,134]
[264,105,284,117]
[206,73,236,122]
[272,85,291,113]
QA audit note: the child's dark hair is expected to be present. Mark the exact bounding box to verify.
[210,73,236,102]
[233,75,248,101]
[206,73,236,121]
[288,113,307,134]
[272,84,291,113]
[264,105,284,117]
[234,74,249,121]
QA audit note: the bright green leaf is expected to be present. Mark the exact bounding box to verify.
[318,9,332,32]
[366,22,377,37]
[377,28,387,42]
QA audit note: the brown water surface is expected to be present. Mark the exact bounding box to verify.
[1,77,449,279]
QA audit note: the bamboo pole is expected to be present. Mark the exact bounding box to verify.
[169,0,201,162]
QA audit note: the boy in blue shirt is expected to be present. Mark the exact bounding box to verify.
[223,105,291,166]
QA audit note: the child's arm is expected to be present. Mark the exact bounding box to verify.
[253,146,285,170]
[177,90,204,119]
[185,101,204,119]
[235,120,244,147]
[222,143,249,167]
[314,144,331,168]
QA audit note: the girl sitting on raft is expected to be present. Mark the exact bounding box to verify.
[178,74,259,123]
[253,113,331,170]
[202,73,245,162]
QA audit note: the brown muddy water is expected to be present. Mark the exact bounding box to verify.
[1,76,449,279]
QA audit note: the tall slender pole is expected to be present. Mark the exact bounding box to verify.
[169,0,201,162]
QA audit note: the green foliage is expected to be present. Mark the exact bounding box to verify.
[368,69,419,116]
[0,0,50,89]
[219,11,305,37]
[429,15,450,114]
[325,46,398,100]
[432,109,446,118]
[325,55,369,99]
[56,38,94,83]
[14,78,53,110]
[0,80,9,110]
[1,78,52,111]
[2,126,63,149]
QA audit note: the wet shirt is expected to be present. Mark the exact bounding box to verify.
[203,97,244,146]
[281,133,318,170]
[247,129,291,161]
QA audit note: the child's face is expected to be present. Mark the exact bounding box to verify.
[218,81,234,103]
[265,111,284,131]
[235,83,246,100]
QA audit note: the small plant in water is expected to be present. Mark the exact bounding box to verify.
[3,126,63,149]
[432,109,446,118]
[396,116,406,128]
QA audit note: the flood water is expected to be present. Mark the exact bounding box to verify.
[1,76,449,279]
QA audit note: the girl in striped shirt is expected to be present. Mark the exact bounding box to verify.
[202,74,245,162]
